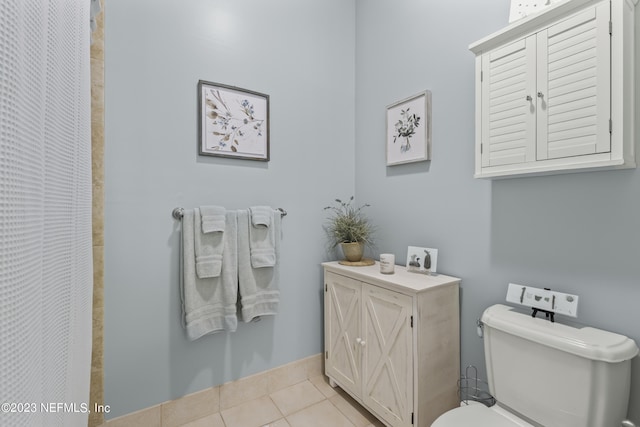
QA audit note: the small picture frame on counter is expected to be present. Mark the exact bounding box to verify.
[406,246,438,275]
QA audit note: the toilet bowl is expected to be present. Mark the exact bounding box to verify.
[432,402,533,427]
[432,304,638,427]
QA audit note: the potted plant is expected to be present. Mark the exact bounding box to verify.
[324,196,374,262]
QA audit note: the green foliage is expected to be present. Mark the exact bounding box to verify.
[324,196,374,248]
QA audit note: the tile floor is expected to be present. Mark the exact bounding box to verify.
[180,375,385,427]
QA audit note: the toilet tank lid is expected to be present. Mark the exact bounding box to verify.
[481,304,639,363]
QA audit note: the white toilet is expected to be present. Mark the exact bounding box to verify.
[432,304,639,427]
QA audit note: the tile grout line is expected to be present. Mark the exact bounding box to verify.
[266,394,285,427]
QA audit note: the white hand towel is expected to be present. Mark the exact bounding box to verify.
[194,208,223,278]
[249,206,276,268]
[238,209,280,323]
[201,205,226,233]
[182,209,238,340]
[250,206,272,226]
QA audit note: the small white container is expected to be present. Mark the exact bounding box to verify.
[379,254,395,274]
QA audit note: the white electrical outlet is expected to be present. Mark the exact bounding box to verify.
[506,283,579,318]
[509,0,551,23]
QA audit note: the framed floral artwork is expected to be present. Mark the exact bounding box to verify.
[198,80,269,161]
[386,90,431,166]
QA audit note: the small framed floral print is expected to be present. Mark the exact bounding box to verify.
[386,90,431,166]
[198,80,269,161]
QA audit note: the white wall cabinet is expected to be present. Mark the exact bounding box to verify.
[323,262,460,427]
[470,0,636,178]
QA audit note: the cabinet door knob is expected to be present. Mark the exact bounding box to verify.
[355,338,362,345]
[359,340,366,347]
[537,92,544,98]
[526,95,532,101]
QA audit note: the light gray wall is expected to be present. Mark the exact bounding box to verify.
[104,0,355,418]
[355,0,640,423]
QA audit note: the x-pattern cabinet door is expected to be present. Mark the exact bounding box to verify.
[324,272,361,398]
[362,285,413,427]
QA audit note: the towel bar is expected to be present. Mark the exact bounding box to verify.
[172,207,287,220]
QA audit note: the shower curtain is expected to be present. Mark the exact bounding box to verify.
[0,1,93,426]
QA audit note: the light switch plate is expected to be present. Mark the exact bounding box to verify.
[506,283,579,318]
[509,0,552,23]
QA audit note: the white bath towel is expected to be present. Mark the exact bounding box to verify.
[194,207,225,278]
[248,206,276,268]
[181,209,238,340]
[200,205,226,233]
[238,209,280,322]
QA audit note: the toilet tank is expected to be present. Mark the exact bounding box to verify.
[482,304,638,427]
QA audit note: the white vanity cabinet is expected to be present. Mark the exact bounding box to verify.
[322,261,460,427]
[470,0,636,178]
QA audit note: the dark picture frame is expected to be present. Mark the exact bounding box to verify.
[198,80,270,161]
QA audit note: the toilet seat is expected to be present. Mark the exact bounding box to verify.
[432,403,534,427]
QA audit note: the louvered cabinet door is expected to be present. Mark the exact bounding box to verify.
[536,3,611,160]
[481,36,537,167]
[362,285,413,427]
[325,271,362,398]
